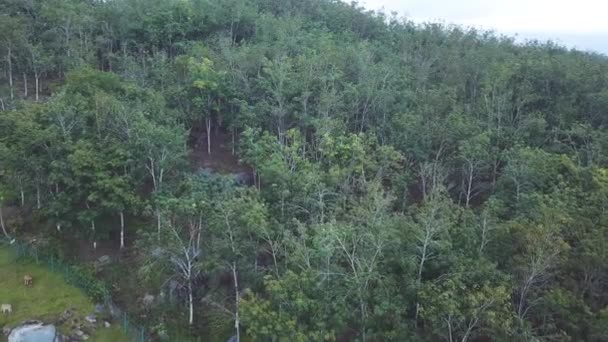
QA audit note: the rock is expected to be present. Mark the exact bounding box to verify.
[85,315,97,324]
[103,322,111,328]
[95,255,112,270]
[142,294,155,307]
[167,280,181,303]
[150,247,164,258]
[62,309,73,320]
[3,326,11,336]
[8,322,58,342]
[94,304,105,314]
[234,172,254,186]
[97,255,111,265]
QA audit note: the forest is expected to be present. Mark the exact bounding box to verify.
[1,0,608,341]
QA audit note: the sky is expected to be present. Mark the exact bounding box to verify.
[358,0,608,54]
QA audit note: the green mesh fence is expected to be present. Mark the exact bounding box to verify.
[1,237,150,342]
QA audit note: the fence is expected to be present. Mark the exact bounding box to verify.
[0,237,149,342]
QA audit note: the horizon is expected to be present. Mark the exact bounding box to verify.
[359,0,608,55]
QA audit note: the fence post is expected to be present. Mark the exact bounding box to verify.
[5,238,143,341]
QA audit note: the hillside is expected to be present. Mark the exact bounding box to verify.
[0,247,129,342]
[1,0,608,341]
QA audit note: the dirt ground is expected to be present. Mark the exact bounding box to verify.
[189,126,252,174]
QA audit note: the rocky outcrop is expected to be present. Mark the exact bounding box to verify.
[8,321,60,342]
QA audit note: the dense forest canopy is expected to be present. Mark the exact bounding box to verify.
[1,0,608,341]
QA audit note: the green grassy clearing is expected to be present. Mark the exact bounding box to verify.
[0,248,129,342]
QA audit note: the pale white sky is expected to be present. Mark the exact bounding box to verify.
[359,0,608,54]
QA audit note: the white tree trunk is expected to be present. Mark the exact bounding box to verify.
[120,211,125,249]
[0,206,11,239]
[91,220,96,249]
[20,188,25,207]
[465,162,474,208]
[23,73,28,98]
[415,229,433,326]
[7,47,14,100]
[188,281,194,325]
[446,316,453,342]
[35,73,40,101]
[232,128,236,155]
[157,209,162,241]
[36,185,41,209]
[232,263,240,342]
[206,118,212,155]
[65,19,71,58]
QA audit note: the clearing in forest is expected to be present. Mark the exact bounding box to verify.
[0,248,129,342]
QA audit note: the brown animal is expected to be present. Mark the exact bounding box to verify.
[23,275,33,287]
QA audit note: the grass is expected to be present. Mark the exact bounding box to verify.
[91,326,131,342]
[0,248,129,342]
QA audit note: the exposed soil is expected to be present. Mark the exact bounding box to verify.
[189,125,251,174]
[64,236,123,263]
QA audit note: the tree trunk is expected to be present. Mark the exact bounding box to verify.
[206,118,212,155]
[91,220,96,249]
[414,236,430,327]
[446,317,453,342]
[257,173,261,191]
[232,262,240,342]
[188,281,194,325]
[35,73,40,101]
[20,188,24,207]
[23,73,28,98]
[0,206,11,240]
[465,162,474,208]
[8,47,14,100]
[120,211,125,249]
[156,209,161,241]
[216,106,222,135]
[232,128,236,155]
[65,19,71,59]
[479,216,489,255]
[492,159,499,188]
[360,300,367,342]
[36,185,41,209]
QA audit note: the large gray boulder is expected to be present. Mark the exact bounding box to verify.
[233,172,254,186]
[8,321,61,342]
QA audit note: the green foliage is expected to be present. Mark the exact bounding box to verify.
[241,272,338,342]
[0,247,129,341]
[420,275,513,341]
[2,0,608,340]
